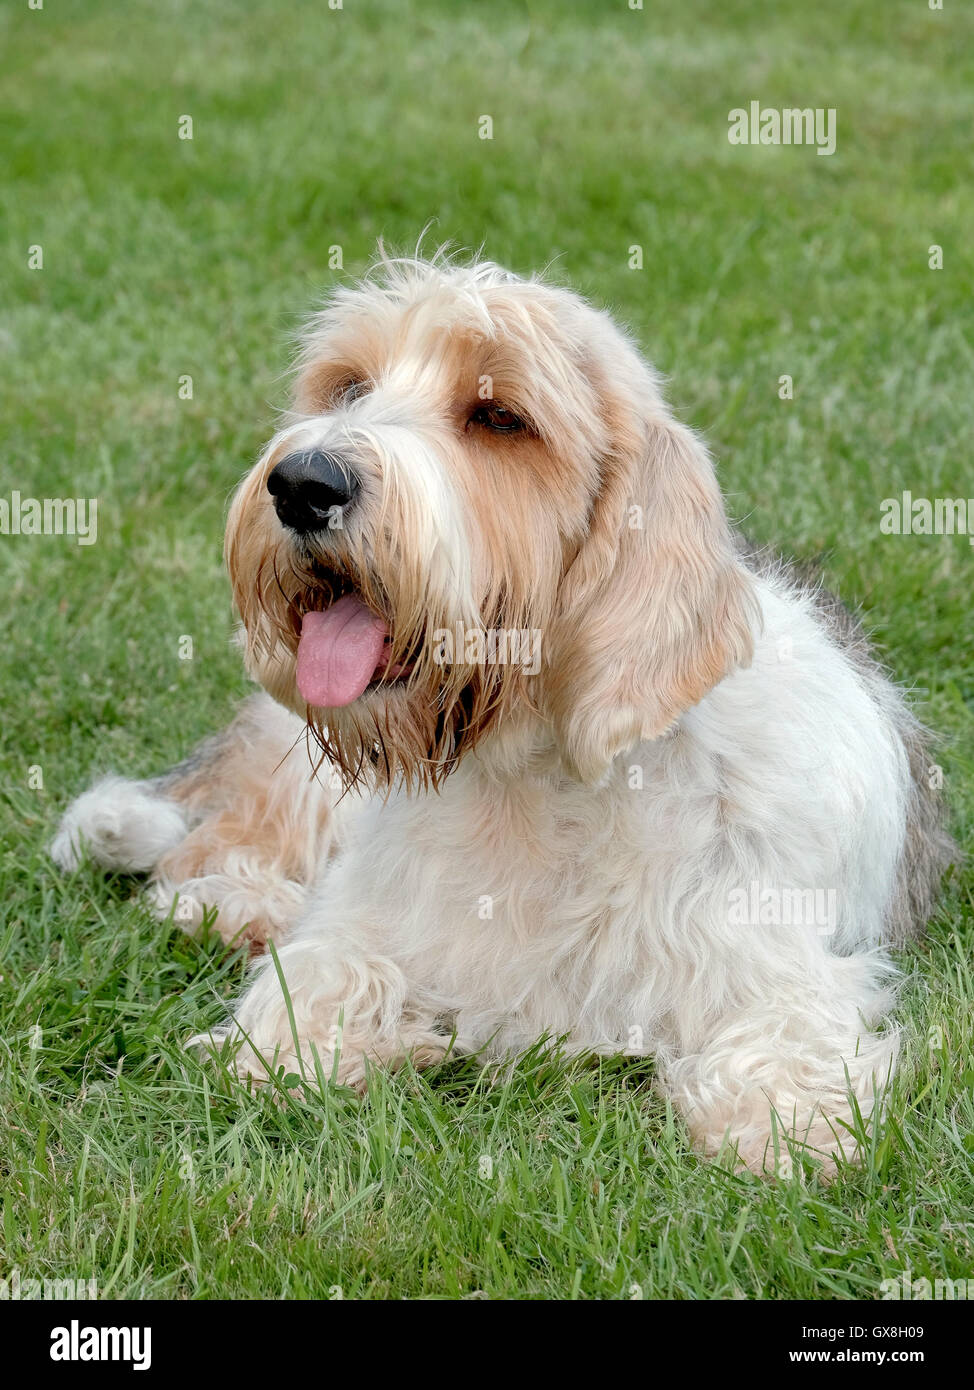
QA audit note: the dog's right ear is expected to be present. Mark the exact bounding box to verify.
[546,358,757,785]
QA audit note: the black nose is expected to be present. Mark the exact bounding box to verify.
[266,451,358,533]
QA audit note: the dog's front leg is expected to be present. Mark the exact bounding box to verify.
[220,932,447,1091]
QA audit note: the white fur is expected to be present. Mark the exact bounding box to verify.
[50,776,188,873]
[222,567,909,1172]
[145,870,308,942]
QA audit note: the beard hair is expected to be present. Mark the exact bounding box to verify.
[307,677,493,792]
[233,543,531,793]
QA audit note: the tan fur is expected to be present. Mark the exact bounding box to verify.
[547,375,758,783]
[153,696,334,949]
[225,258,755,794]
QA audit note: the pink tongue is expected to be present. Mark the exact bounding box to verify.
[296,595,389,708]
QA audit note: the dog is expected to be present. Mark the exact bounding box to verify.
[51,248,953,1175]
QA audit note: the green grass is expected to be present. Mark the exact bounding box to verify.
[1,0,972,1300]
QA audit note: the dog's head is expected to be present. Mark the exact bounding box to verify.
[226,249,756,789]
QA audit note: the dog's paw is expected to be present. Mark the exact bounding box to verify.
[50,777,189,874]
[186,946,342,1091]
[146,869,306,950]
[190,1017,349,1097]
[686,1074,884,1179]
[144,878,209,932]
[191,945,448,1094]
[704,1109,861,1179]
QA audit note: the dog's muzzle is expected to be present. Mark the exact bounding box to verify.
[267,450,358,534]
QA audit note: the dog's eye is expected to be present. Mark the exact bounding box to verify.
[470,402,524,433]
[335,377,368,406]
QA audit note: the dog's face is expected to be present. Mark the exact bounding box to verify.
[226,254,756,789]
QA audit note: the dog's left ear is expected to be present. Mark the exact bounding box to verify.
[547,362,757,784]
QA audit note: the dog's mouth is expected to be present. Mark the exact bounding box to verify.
[295,569,414,708]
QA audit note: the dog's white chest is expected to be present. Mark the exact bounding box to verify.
[325,760,664,1049]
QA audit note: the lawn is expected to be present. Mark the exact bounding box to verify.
[1,0,972,1300]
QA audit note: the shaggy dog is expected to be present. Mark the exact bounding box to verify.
[52,250,952,1175]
